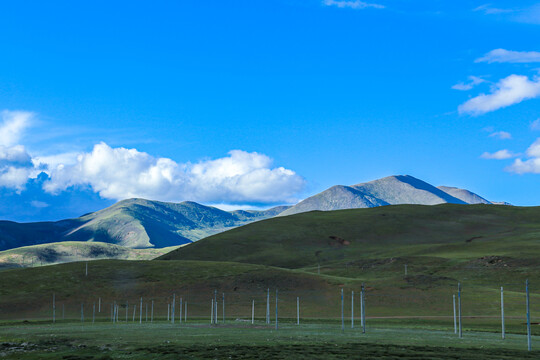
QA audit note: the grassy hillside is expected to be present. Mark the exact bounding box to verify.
[0,199,289,251]
[161,204,540,268]
[0,242,180,269]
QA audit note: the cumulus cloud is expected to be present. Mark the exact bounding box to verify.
[476,49,540,63]
[42,142,305,204]
[480,149,516,160]
[0,110,33,147]
[506,138,540,173]
[458,74,540,115]
[489,131,512,140]
[0,111,36,191]
[322,0,384,10]
[452,76,485,91]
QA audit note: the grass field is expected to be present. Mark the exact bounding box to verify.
[0,320,538,359]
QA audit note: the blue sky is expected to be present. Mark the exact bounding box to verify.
[1,0,540,221]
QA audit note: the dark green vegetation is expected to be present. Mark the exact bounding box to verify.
[0,323,538,359]
[0,242,179,268]
[0,198,289,251]
[1,204,539,358]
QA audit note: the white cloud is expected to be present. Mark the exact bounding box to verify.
[531,119,540,131]
[489,131,512,140]
[452,76,485,91]
[42,142,305,204]
[506,138,540,173]
[0,110,33,147]
[322,0,384,10]
[480,149,516,160]
[476,49,540,63]
[473,5,515,15]
[458,74,540,115]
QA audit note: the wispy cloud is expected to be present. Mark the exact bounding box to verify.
[458,74,540,115]
[481,149,516,160]
[531,119,540,131]
[322,0,385,10]
[476,49,540,64]
[451,76,485,91]
[489,131,512,140]
[473,4,516,15]
[0,110,34,147]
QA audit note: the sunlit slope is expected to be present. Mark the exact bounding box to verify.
[160,204,540,269]
[0,241,180,269]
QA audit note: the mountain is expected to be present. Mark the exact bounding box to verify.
[278,175,489,216]
[0,199,290,251]
[437,186,491,204]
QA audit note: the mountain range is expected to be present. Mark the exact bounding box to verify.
[0,175,500,260]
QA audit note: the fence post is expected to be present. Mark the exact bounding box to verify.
[275,289,278,330]
[126,301,128,322]
[81,303,84,323]
[53,293,56,324]
[167,303,170,321]
[526,279,531,351]
[214,290,218,324]
[341,288,344,332]
[222,293,225,324]
[453,294,457,334]
[93,302,95,323]
[172,294,175,324]
[266,288,270,324]
[151,300,154,323]
[501,286,505,340]
[211,299,214,324]
[62,304,64,321]
[351,291,354,329]
[179,298,182,324]
[297,297,300,325]
[252,300,255,324]
[361,283,366,334]
[98,297,101,313]
[132,305,136,322]
[139,297,142,324]
[185,301,187,323]
[458,283,462,339]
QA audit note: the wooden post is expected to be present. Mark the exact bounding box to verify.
[453,294,457,334]
[501,287,505,340]
[85,262,88,277]
[252,300,255,324]
[113,302,116,324]
[222,293,225,324]
[98,297,101,313]
[360,287,364,328]
[458,283,462,339]
[139,297,142,324]
[146,303,148,322]
[126,301,129,322]
[81,303,84,323]
[351,291,354,329]
[297,297,300,325]
[341,288,344,332]
[62,303,65,321]
[172,294,175,324]
[111,303,113,322]
[526,279,531,351]
[275,289,278,330]
[132,305,136,322]
[185,301,187,323]
[53,293,56,323]
[318,263,320,275]
[93,302,95,323]
[214,290,218,324]
[151,300,154,323]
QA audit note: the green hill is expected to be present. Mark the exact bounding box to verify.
[0,241,180,269]
[159,204,540,283]
[0,199,289,251]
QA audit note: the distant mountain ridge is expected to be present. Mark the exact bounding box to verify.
[279,175,495,216]
[0,199,289,251]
